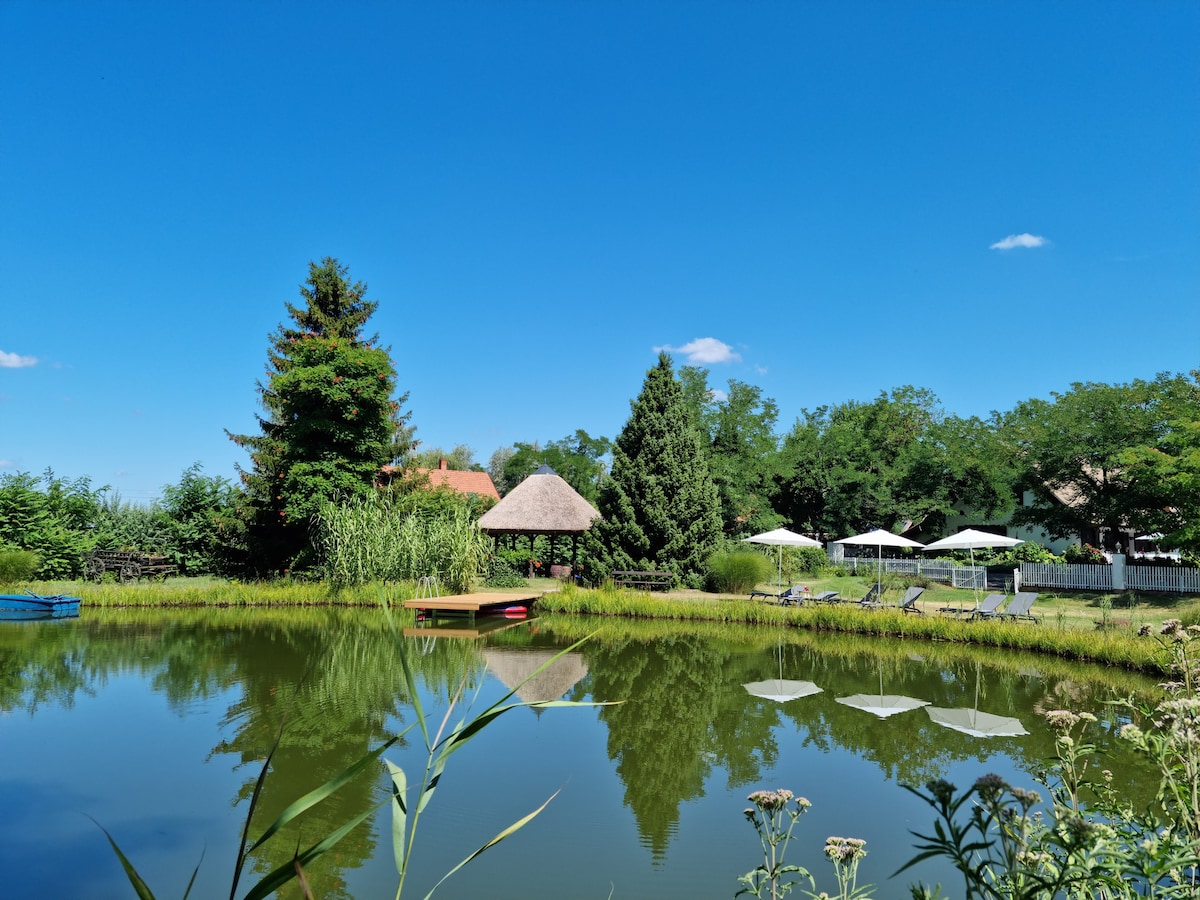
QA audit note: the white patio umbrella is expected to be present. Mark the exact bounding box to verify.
[832,528,925,601]
[743,638,823,703]
[923,529,1024,603]
[743,528,823,594]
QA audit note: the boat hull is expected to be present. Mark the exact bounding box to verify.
[0,594,82,619]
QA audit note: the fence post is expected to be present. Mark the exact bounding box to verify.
[1112,554,1126,591]
[1013,568,1021,593]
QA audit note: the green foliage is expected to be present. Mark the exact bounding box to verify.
[157,463,245,575]
[1005,372,1200,549]
[590,353,723,579]
[0,470,103,578]
[410,444,480,471]
[0,548,40,582]
[706,550,773,593]
[737,790,873,900]
[228,257,415,573]
[499,430,611,503]
[314,493,489,593]
[789,546,828,576]
[680,367,785,537]
[1120,369,1200,556]
[1064,543,1108,564]
[901,625,1200,899]
[775,388,1016,540]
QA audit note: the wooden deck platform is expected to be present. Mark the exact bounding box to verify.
[403,591,541,625]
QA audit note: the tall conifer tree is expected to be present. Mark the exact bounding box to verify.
[591,353,722,579]
[228,257,414,572]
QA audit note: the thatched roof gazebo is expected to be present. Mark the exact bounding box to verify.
[477,465,600,572]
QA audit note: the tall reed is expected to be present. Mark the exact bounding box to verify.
[314,496,489,593]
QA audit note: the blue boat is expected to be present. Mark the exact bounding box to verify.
[0,593,82,620]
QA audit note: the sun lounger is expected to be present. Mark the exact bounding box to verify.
[811,590,840,604]
[750,585,807,605]
[856,584,884,609]
[968,593,1007,621]
[897,586,925,614]
[1002,591,1039,622]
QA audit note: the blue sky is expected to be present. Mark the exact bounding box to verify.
[3,2,1197,502]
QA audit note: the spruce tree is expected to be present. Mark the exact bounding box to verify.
[228,257,414,572]
[592,353,722,580]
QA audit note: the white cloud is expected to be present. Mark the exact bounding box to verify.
[989,233,1048,251]
[0,460,14,469]
[653,337,742,365]
[0,350,38,368]
[709,388,728,403]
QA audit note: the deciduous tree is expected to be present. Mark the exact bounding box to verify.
[1002,374,1196,549]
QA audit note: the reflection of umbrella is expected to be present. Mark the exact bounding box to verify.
[925,665,1027,737]
[836,662,929,718]
[833,528,925,599]
[925,706,1029,738]
[744,679,824,702]
[923,529,1024,602]
[743,638,822,703]
[743,528,823,593]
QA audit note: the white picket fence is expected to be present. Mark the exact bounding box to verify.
[838,556,986,590]
[1127,566,1200,593]
[1020,558,1200,594]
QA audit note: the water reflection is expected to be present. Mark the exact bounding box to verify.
[0,608,1166,899]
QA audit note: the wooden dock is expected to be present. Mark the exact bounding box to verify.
[403,591,542,625]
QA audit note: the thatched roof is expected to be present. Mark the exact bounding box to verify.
[478,465,601,535]
[483,648,589,704]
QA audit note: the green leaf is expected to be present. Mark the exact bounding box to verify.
[241,801,386,900]
[247,735,398,854]
[422,789,561,899]
[386,759,408,876]
[89,817,159,900]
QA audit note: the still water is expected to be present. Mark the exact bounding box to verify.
[0,607,1162,899]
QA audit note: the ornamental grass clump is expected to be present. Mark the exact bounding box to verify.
[708,550,775,594]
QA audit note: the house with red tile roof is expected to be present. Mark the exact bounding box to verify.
[401,459,501,501]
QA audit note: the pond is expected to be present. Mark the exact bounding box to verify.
[0,607,1164,899]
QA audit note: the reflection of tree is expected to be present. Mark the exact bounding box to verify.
[539,615,1166,855]
[5,607,1170,890]
[586,634,781,858]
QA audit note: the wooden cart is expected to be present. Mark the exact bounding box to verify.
[87,550,178,582]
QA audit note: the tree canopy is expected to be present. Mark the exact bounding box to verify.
[589,353,722,579]
[1002,373,1199,550]
[227,257,414,572]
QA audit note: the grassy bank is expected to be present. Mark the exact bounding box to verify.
[14,574,1199,675]
[536,581,1198,675]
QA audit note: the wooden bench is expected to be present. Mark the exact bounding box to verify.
[87,550,179,582]
[611,570,674,591]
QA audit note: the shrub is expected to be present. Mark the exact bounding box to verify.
[482,556,528,588]
[706,550,773,594]
[788,546,829,576]
[1064,543,1108,564]
[0,548,40,583]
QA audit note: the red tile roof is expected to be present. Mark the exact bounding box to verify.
[420,466,500,500]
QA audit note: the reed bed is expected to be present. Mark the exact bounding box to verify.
[314,496,489,593]
[25,578,420,608]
